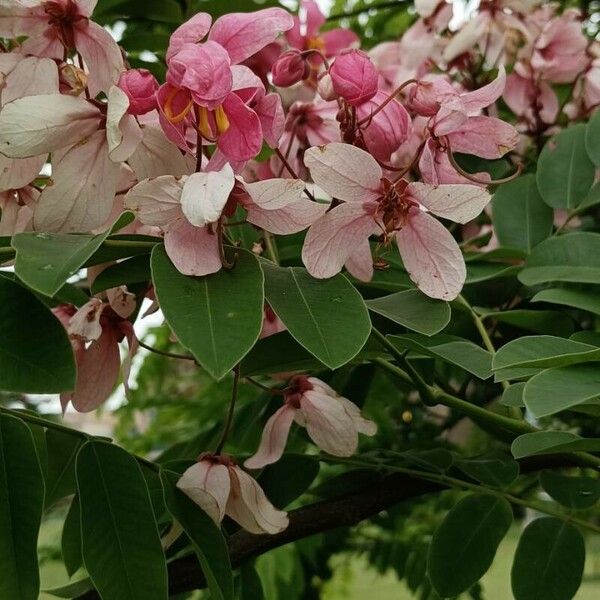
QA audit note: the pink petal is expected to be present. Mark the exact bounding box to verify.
[330,50,378,106]
[164,218,222,277]
[321,28,359,56]
[156,83,194,153]
[253,92,284,148]
[34,130,120,233]
[71,327,121,413]
[128,125,191,180]
[0,154,46,192]
[226,466,289,534]
[181,164,235,227]
[337,396,377,436]
[244,178,305,210]
[1,56,59,105]
[124,175,185,227]
[68,298,104,341]
[0,94,101,158]
[166,12,213,61]
[244,405,297,469]
[447,116,519,159]
[303,0,326,38]
[218,93,262,162]
[304,143,382,202]
[106,86,143,162]
[344,237,374,282]
[75,21,125,97]
[407,182,490,224]
[302,201,378,279]
[246,198,328,235]
[209,8,294,65]
[396,209,466,300]
[300,391,358,456]
[460,66,506,115]
[177,460,231,524]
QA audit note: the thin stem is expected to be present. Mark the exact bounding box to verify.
[357,79,417,127]
[138,340,197,363]
[327,1,404,21]
[320,455,600,534]
[458,295,496,354]
[274,148,317,202]
[215,365,241,454]
[245,377,285,395]
[263,231,279,265]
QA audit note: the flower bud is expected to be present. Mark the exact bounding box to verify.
[118,68,159,115]
[272,49,309,87]
[329,49,378,106]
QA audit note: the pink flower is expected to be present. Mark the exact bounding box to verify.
[118,69,159,116]
[302,143,491,300]
[286,0,358,58]
[503,71,559,127]
[0,186,38,235]
[54,292,137,413]
[245,375,376,469]
[272,49,310,87]
[260,304,286,339]
[411,68,519,160]
[124,167,324,276]
[177,454,288,534]
[329,49,378,106]
[156,8,293,162]
[1,0,124,97]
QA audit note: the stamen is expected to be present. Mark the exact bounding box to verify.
[214,105,230,134]
[164,88,193,124]
[197,106,214,140]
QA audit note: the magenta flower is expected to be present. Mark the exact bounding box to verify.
[329,49,379,106]
[245,376,376,469]
[118,69,159,116]
[177,454,288,534]
[302,143,491,300]
[156,8,293,162]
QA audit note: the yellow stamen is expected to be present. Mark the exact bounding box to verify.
[197,106,214,140]
[215,105,230,135]
[307,36,325,52]
[164,87,192,124]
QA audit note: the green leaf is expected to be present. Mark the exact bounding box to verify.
[524,364,600,417]
[43,578,94,598]
[519,232,600,285]
[493,335,600,371]
[537,124,595,208]
[585,107,600,166]
[45,429,82,509]
[466,262,521,284]
[62,496,82,577]
[0,414,45,600]
[455,452,519,488]
[12,214,133,297]
[76,441,167,600]
[511,518,585,600]
[161,470,233,600]
[240,332,385,377]
[151,245,264,379]
[427,494,512,597]
[366,289,450,335]
[262,263,371,369]
[237,563,265,600]
[540,471,600,509]
[511,431,600,458]
[476,308,574,337]
[0,276,75,393]
[532,287,600,315]
[500,383,525,407]
[492,174,554,252]
[91,255,151,294]
[258,454,320,508]
[389,334,493,379]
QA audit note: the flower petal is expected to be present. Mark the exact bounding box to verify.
[243,178,305,210]
[177,461,230,524]
[247,198,327,235]
[209,8,294,65]
[461,66,506,115]
[304,143,382,202]
[226,466,289,534]
[0,94,101,158]
[166,12,213,61]
[217,93,263,162]
[447,116,519,159]
[124,175,185,227]
[302,201,378,279]
[1,56,59,105]
[180,163,235,227]
[407,182,490,224]
[106,86,143,162]
[244,405,297,469]
[396,208,466,300]
[344,236,374,282]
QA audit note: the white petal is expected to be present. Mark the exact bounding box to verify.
[304,143,382,202]
[407,182,490,224]
[106,86,142,163]
[181,164,235,227]
[243,177,305,210]
[0,94,101,158]
[123,175,185,227]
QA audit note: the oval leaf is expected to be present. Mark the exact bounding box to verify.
[428,493,512,597]
[262,262,371,369]
[511,518,585,600]
[76,441,168,600]
[511,431,600,459]
[0,414,45,600]
[151,245,264,379]
[540,471,600,509]
[0,276,75,393]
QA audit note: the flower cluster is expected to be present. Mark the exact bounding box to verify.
[0,0,596,535]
